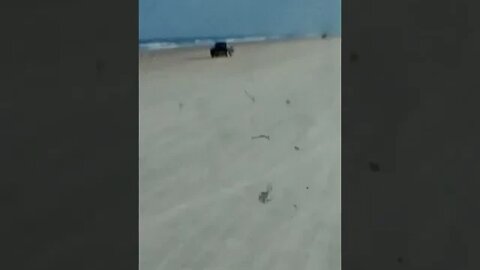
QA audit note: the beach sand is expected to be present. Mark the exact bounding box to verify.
[139,38,341,270]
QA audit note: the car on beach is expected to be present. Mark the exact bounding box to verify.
[210,42,234,58]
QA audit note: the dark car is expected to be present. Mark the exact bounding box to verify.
[210,42,234,58]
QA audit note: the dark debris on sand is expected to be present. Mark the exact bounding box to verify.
[244,90,255,103]
[258,184,273,204]
[252,135,270,140]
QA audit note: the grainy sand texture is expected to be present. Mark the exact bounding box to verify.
[140,38,341,270]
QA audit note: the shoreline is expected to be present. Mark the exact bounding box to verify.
[139,35,340,56]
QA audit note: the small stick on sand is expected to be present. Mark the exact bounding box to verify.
[244,90,255,103]
[251,134,270,140]
[258,183,273,204]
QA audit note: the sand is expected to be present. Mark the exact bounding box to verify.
[139,38,341,270]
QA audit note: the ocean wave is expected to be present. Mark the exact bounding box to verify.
[194,39,215,46]
[225,36,268,44]
[269,35,283,40]
[140,42,180,50]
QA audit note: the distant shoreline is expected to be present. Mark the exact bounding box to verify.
[139,34,340,53]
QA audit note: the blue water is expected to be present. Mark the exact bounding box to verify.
[140,0,341,47]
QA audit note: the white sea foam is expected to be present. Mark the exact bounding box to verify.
[194,39,215,46]
[140,42,180,50]
[225,36,268,44]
